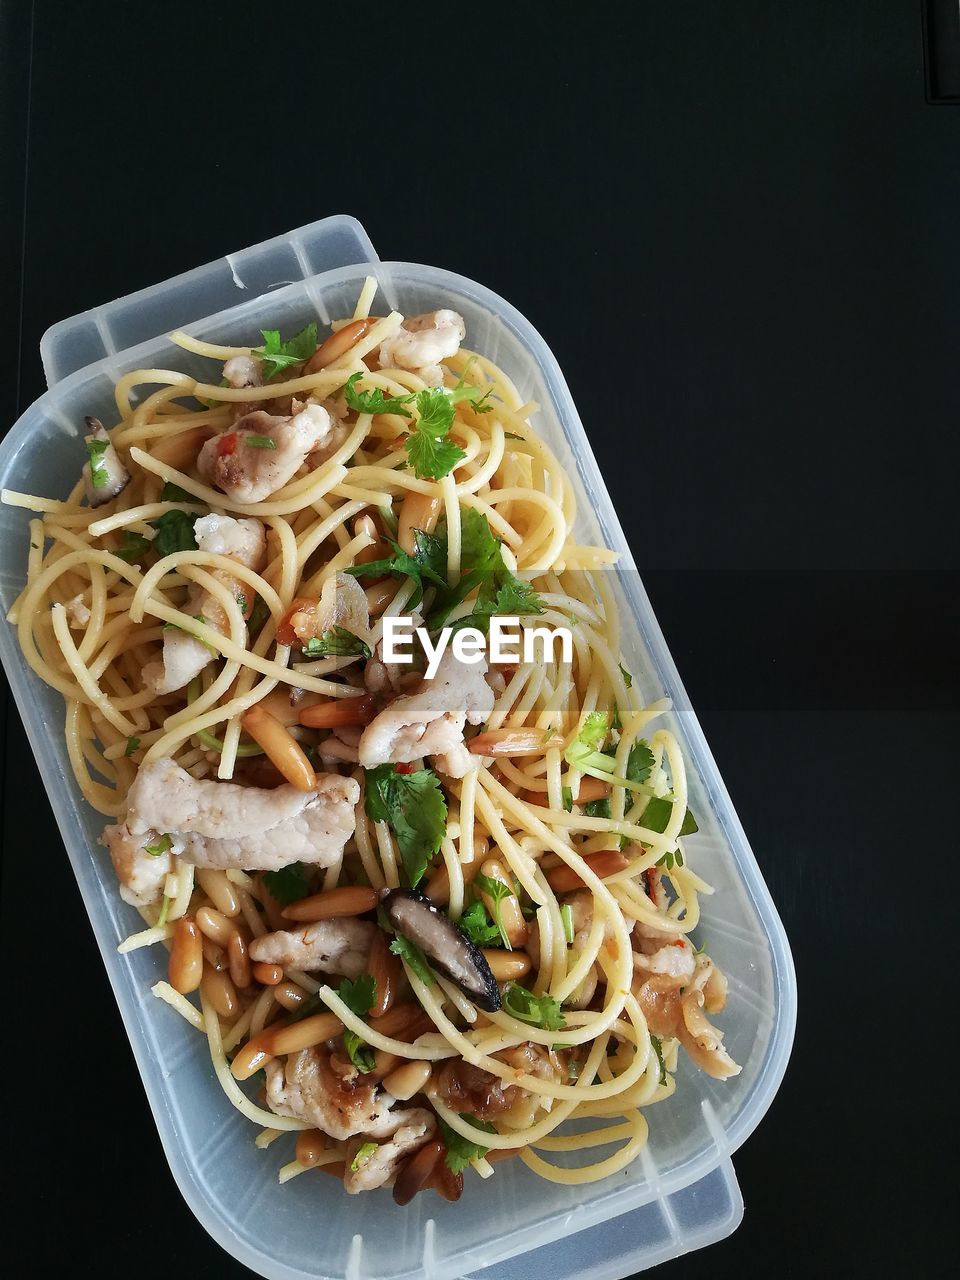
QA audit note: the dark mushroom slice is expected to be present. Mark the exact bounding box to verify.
[381,888,502,1013]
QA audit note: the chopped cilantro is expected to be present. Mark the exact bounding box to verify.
[262,861,311,906]
[257,322,318,379]
[650,1034,667,1085]
[438,1114,496,1175]
[457,897,501,948]
[85,437,110,488]
[350,1142,378,1172]
[149,508,196,556]
[364,763,447,888]
[244,434,276,450]
[337,975,377,1073]
[124,736,140,757]
[143,834,173,857]
[502,984,566,1031]
[114,530,151,563]
[160,481,198,503]
[403,387,468,479]
[389,934,435,985]
[473,872,513,950]
[302,626,371,659]
[560,902,575,945]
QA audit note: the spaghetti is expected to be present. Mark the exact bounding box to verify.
[2,281,740,1202]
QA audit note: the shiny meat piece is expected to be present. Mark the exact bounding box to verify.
[378,311,465,382]
[142,514,266,695]
[65,594,91,628]
[112,757,359,870]
[197,403,333,503]
[265,1047,406,1141]
[101,822,173,907]
[358,649,494,777]
[248,919,374,977]
[222,355,262,389]
[343,1109,436,1194]
[82,418,130,507]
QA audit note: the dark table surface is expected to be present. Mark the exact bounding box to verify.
[1,2,957,1276]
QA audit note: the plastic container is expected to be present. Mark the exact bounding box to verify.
[0,215,796,1280]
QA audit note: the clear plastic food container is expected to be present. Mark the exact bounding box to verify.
[0,216,797,1280]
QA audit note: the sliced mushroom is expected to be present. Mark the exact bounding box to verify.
[381,888,501,1013]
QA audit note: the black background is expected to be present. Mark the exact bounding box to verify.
[1,2,957,1277]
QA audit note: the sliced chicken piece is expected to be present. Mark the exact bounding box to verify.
[283,573,370,648]
[679,961,741,1080]
[197,402,334,503]
[103,758,359,879]
[142,514,266,695]
[265,1047,407,1141]
[364,613,423,696]
[358,649,494,778]
[248,919,374,978]
[317,727,362,767]
[343,1109,436,1194]
[378,310,466,386]
[101,822,173,907]
[222,355,262,389]
[633,940,696,984]
[82,418,130,507]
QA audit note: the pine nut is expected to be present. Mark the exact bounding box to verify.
[546,850,630,894]
[259,1012,342,1056]
[255,876,289,932]
[371,1002,434,1042]
[273,981,307,1012]
[298,695,375,729]
[381,1060,432,1100]
[201,937,228,972]
[196,905,237,947]
[303,318,373,374]
[169,917,203,994]
[355,516,389,565]
[195,867,240,917]
[521,777,611,806]
[479,858,528,948]
[281,885,378,922]
[295,1130,327,1166]
[367,929,402,1017]
[482,949,532,982]
[242,704,317,792]
[201,965,239,1018]
[364,580,397,618]
[469,727,564,757]
[370,1049,401,1080]
[253,962,284,986]
[230,1037,273,1081]
[426,833,488,904]
[398,492,442,555]
[228,932,252,989]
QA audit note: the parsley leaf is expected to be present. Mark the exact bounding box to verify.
[248,596,271,637]
[583,797,611,819]
[389,934,435,985]
[626,739,655,785]
[114,530,151,563]
[502,984,566,1031]
[124,736,140,757]
[143,834,173,857]
[425,510,544,632]
[619,662,633,689]
[160,481,197,503]
[473,872,512,950]
[364,764,447,888]
[438,1115,496,1175]
[579,712,609,750]
[458,897,501,948]
[403,388,467,480]
[150,509,197,556]
[639,796,699,836]
[302,627,371,659]
[86,438,110,488]
[351,1142,378,1171]
[561,786,573,812]
[343,371,413,418]
[262,862,311,906]
[345,537,447,610]
[337,975,377,1073]
[257,322,318,379]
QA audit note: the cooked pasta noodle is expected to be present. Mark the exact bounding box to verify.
[2,280,740,1205]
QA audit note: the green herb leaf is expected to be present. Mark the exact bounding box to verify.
[578,712,609,751]
[425,510,544,632]
[248,596,271,637]
[262,862,311,906]
[473,872,512,950]
[86,438,110,488]
[244,434,277,450]
[583,797,611,819]
[364,764,447,887]
[561,786,573,812]
[502,984,566,1031]
[257,322,318,379]
[343,371,414,418]
[438,1114,496,1175]
[619,662,633,689]
[149,508,197,556]
[114,530,152,563]
[639,796,698,836]
[389,934,435,985]
[351,1142,378,1171]
[124,736,140,757]
[457,897,502,948]
[143,834,173,857]
[302,626,371,659]
[337,974,377,1073]
[345,537,446,610]
[625,740,655,785]
[160,481,198,503]
[403,388,467,480]
[650,1034,667,1085]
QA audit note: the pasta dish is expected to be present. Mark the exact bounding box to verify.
[2,283,740,1203]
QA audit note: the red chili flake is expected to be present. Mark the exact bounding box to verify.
[670,940,686,948]
[217,432,238,457]
[394,762,416,774]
